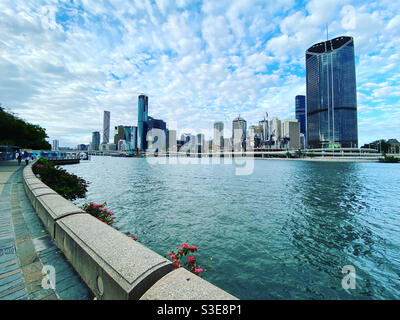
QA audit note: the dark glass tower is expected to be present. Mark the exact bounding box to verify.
[137,94,148,150]
[306,36,358,149]
[295,95,306,137]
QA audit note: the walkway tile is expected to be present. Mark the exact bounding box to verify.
[0,164,92,300]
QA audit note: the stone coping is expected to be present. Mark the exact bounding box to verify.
[22,162,238,300]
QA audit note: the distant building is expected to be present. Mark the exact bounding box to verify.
[213,121,224,151]
[388,139,400,153]
[300,133,306,150]
[114,126,125,148]
[306,36,358,148]
[247,125,262,150]
[282,119,300,150]
[146,116,167,152]
[91,132,100,151]
[137,94,149,151]
[197,133,205,153]
[269,117,281,148]
[258,119,269,145]
[52,140,59,151]
[166,129,177,152]
[117,139,127,151]
[295,95,306,138]
[124,126,137,151]
[103,111,110,144]
[77,144,87,151]
[232,116,247,152]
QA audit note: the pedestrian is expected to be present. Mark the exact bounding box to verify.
[15,151,21,165]
[25,154,30,166]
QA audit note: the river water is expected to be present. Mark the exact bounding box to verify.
[63,156,400,299]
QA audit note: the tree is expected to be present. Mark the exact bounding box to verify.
[0,104,51,149]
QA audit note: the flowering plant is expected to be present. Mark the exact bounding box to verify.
[81,202,115,226]
[168,243,208,277]
[125,231,137,241]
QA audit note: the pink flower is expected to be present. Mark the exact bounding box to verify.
[188,256,195,263]
[194,268,203,274]
[171,254,176,259]
[181,243,189,248]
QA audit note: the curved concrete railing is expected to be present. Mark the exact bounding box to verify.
[22,163,237,300]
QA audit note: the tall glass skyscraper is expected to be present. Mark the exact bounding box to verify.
[137,94,148,151]
[232,116,247,152]
[91,131,100,151]
[103,111,110,144]
[295,95,306,136]
[306,36,358,149]
[213,121,224,150]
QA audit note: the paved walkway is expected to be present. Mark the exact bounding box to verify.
[0,161,92,300]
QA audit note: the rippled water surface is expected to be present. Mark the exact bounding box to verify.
[64,157,400,299]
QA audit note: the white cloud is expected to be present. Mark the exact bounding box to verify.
[0,0,399,147]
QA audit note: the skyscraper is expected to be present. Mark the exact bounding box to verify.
[52,140,59,151]
[103,111,110,144]
[232,116,247,152]
[282,119,300,150]
[166,129,177,152]
[269,117,281,147]
[306,36,358,149]
[213,121,224,151]
[258,119,269,144]
[91,131,100,151]
[137,94,148,151]
[295,95,306,137]
[146,116,167,151]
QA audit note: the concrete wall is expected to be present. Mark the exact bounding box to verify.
[22,163,237,300]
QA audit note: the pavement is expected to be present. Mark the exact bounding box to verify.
[0,160,92,300]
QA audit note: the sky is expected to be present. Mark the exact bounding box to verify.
[0,0,399,147]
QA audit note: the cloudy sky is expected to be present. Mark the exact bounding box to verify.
[1,0,399,147]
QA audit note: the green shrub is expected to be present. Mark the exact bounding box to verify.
[32,158,88,200]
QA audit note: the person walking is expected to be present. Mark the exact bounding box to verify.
[16,150,22,166]
[25,154,30,166]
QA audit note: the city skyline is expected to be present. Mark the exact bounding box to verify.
[1,1,399,147]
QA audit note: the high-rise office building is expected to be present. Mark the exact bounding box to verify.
[306,36,358,149]
[103,111,110,144]
[282,119,300,150]
[295,95,306,137]
[137,94,149,151]
[269,117,281,147]
[52,140,59,151]
[197,133,205,153]
[127,126,137,151]
[166,129,177,152]
[146,116,167,151]
[91,132,100,151]
[232,116,247,152]
[114,125,125,146]
[258,119,269,144]
[213,121,224,151]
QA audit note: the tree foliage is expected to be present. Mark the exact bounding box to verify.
[32,158,88,200]
[0,104,51,149]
